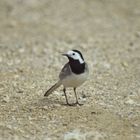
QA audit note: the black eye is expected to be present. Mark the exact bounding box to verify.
[72,53,75,55]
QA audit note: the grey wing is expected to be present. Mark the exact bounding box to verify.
[59,63,71,80]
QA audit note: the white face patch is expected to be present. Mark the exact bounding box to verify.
[67,50,84,64]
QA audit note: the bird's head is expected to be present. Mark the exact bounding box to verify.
[62,50,84,64]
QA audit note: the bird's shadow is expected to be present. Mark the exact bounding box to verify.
[30,96,71,109]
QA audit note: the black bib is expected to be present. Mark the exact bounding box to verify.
[69,58,85,74]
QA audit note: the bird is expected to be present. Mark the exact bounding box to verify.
[44,50,89,106]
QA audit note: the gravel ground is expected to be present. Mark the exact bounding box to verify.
[0,0,140,140]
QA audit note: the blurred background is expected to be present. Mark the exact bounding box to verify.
[0,0,140,72]
[0,0,140,140]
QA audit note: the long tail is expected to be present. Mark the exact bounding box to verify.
[44,81,61,97]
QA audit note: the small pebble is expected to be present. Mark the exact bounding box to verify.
[125,98,135,105]
[2,95,10,103]
[42,106,48,110]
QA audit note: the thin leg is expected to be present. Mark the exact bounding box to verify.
[74,88,83,106]
[63,88,72,106]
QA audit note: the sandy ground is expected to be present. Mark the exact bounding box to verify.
[0,0,140,140]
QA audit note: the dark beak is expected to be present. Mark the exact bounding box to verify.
[62,53,68,57]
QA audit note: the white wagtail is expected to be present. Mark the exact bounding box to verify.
[44,50,89,106]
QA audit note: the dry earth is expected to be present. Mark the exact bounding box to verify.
[0,0,140,140]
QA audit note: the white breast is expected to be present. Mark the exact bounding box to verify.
[61,72,88,88]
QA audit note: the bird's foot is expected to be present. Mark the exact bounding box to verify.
[66,103,77,106]
[68,102,83,106]
[75,102,83,106]
[64,102,83,106]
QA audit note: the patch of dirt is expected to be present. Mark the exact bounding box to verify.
[0,0,140,140]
